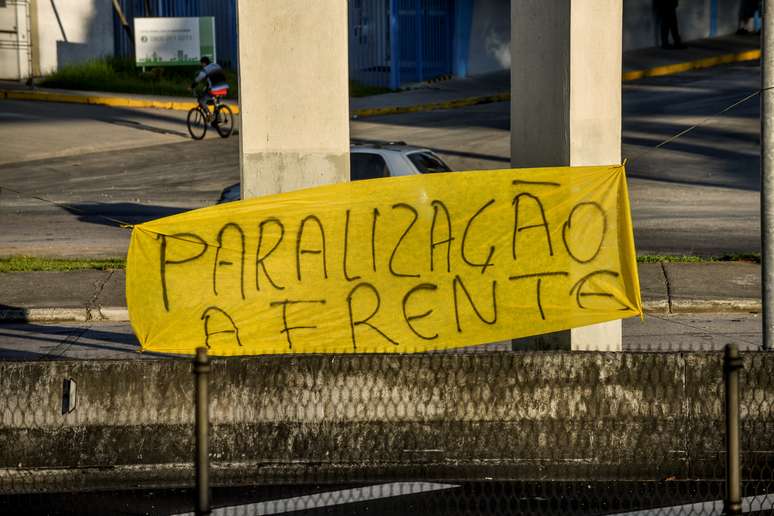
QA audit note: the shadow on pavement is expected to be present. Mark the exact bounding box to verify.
[0,314,180,360]
[60,202,189,227]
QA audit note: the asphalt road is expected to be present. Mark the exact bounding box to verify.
[2,481,771,515]
[0,98,211,165]
[0,61,762,257]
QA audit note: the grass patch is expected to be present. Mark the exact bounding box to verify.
[716,252,761,263]
[40,56,238,99]
[637,255,704,263]
[0,257,125,273]
[350,80,393,97]
[637,253,760,264]
[0,254,760,272]
[41,58,391,99]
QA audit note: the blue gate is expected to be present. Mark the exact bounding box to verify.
[349,0,392,89]
[394,0,453,87]
[350,0,454,89]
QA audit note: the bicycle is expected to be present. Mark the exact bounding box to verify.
[187,87,234,140]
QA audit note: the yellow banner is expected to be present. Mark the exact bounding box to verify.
[127,165,641,355]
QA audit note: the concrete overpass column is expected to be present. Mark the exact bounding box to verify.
[236,0,350,198]
[511,0,623,351]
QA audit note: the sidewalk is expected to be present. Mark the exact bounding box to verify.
[0,34,761,119]
[0,262,761,323]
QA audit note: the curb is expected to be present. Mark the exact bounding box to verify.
[621,48,760,81]
[670,298,761,314]
[0,302,759,323]
[642,300,670,313]
[2,48,760,119]
[0,307,129,323]
[642,299,761,314]
[351,92,511,119]
[0,89,240,114]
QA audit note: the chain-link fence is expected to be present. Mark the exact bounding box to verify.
[0,344,772,515]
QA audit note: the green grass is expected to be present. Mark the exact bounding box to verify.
[636,253,760,264]
[40,56,238,99]
[0,257,125,273]
[41,57,391,99]
[0,253,761,272]
[349,80,393,97]
[40,58,390,99]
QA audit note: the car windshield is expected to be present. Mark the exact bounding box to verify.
[407,152,451,173]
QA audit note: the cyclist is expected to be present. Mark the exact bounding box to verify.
[191,56,228,123]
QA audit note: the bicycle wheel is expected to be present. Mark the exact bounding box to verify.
[214,104,234,138]
[187,107,208,140]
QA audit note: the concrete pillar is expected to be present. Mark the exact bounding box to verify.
[236,0,350,198]
[511,0,623,351]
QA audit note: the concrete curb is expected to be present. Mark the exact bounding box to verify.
[352,92,511,118]
[621,48,761,81]
[0,302,759,323]
[0,307,129,323]
[0,89,240,114]
[1,48,760,119]
[641,300,670,314]
[641,299,761,314]
[670,299,762,314]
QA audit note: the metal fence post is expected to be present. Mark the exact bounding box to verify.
[724,343,743,515]
[763,0,774,351]
[194,347,211,516]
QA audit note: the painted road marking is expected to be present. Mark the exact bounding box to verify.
[611,492,774,515]
[172,482,458,516]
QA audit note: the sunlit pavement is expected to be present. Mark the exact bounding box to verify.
[0,61,764,258]
[0,313,761,361]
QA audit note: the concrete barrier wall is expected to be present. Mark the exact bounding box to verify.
[467,0,511,76]
[623,0,745,50]
[35,0,114,75]
[625,0,749,49]
[466,0,748,76]
[0,352,772,493]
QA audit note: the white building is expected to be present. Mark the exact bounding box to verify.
[0,0,113,81]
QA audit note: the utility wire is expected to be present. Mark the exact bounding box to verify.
[627,85,774,164]
[0,185,134,229]
[1,85,771,233]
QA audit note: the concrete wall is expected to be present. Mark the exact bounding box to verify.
[1,352,772,493]
[717,0,748,36]
[622,0,660,50]
[465,0,510,76]
[463,0,747,77]
[621,0,746,50]
[34,0,114,75]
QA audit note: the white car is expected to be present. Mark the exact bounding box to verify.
[217,142,451,203]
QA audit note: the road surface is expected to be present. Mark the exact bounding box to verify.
[0,62,762,257]
[0,313,761,360]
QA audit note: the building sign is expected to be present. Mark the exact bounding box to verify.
[127,165,642,356]
[134,17,215,66]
